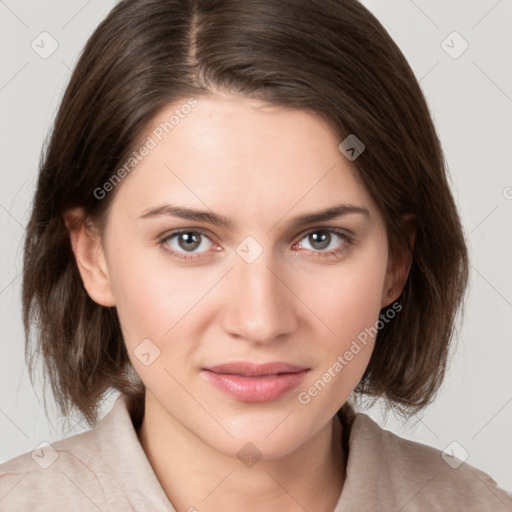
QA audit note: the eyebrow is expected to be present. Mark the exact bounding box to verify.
[139,203,370,229]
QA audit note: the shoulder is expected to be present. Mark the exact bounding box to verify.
[0,421,110,512]
[341,406,512,511]
[0,394,139,512]
[0,393,172,512]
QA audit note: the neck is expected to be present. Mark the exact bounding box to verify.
[137,394,345,512]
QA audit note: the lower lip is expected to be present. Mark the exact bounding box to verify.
[202,370,309,402]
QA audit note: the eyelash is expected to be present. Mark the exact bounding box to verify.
[159,228,353,262]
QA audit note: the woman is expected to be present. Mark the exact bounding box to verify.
[1,0,510,510]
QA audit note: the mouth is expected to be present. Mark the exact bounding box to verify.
[201,361,310,402]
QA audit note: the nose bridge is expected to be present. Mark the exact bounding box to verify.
[221,246,297,343]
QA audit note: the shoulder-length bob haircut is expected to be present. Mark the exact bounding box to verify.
[23,0,469,426]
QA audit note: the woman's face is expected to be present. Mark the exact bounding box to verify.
[92,94,400,458]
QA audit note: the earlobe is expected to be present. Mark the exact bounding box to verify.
[63,207,116,307]
[381,214,416,308]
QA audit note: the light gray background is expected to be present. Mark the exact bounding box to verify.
[1,0,511,491]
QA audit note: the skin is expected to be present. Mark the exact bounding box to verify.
[65,94,413,512]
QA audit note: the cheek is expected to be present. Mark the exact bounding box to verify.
[106,238,218,359]
[105,237,178,338]
[295,260,387,411]
[106,247,204,391]
[293,244,388,409]
[297,246,388,346]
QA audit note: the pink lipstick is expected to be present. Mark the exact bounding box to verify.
[202,361,309,402]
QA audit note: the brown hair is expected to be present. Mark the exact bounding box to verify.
[23,0,469,426]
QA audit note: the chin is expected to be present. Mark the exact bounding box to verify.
[207,429,304,462]
[200,407,316,460]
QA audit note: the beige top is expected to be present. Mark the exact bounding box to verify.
[1,393,510,511]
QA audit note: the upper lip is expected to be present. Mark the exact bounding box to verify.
[204,361,309,377]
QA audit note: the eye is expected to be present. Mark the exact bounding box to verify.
[161,230,216,261]
[293,228,351,257]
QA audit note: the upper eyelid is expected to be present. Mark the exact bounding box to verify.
[294,226,353,239]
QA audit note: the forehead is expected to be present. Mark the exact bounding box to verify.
[109,94,379,228]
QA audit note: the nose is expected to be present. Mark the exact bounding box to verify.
[220,251,298,344]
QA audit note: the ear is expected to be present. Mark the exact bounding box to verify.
[63,207,116,307]
[381,214,416,308]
